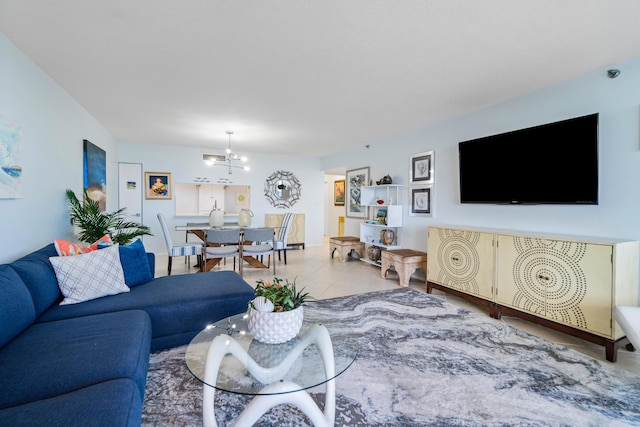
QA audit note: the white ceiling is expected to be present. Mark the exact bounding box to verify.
[2,1,640,158]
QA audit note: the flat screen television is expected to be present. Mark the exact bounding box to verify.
[458,113,599,205]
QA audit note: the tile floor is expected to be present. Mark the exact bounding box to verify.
[155,237,640,375]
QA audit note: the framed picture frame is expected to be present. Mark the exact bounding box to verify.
[145,172,172,200]
[409,185,432,216]
[334,179,345,206]
[409,150,434,184]
[346,166,369,218]
[83,139,106,210]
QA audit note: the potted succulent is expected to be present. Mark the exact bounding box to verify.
[247,277,312,344]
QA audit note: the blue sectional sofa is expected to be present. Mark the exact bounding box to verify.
[0,243,255,426]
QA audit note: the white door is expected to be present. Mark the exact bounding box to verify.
[118,162,143,225]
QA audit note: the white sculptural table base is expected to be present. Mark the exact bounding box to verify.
[185,314,357,427]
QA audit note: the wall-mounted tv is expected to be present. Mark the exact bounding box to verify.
[458,113,598,205]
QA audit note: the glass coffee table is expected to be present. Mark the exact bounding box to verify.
[185,312,358,427]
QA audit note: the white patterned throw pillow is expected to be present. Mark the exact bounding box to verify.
[50,244,129,305]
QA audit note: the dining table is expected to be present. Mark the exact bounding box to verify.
[175,223,271,272]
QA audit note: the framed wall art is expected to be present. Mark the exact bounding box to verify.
[334,179,345,206]
[409,185,432,216]
[409,150,434,184]
[83,139,106,210]
[145,172,172,200]
[0,116,22,199]
[346,166,369,218]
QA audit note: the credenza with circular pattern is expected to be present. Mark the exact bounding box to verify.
[427,225,639,362]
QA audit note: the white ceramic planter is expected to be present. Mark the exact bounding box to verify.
[248,306,304,344]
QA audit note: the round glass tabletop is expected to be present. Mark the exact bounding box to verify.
[185,311,358,395]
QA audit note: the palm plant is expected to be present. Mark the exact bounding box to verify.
[65,189,152,245]
[252,277,312,312]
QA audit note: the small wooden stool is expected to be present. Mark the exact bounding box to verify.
[381,249,428,287]
[329,236,365,262]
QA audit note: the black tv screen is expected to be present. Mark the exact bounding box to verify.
[458,113,599,205]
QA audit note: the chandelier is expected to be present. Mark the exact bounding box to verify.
[203,131,250,174]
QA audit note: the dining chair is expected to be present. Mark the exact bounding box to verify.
[273,212,295,265]
[157,213,202,275]
[241,227,276,274]
[201,228,243,274]
[614,306,640,352]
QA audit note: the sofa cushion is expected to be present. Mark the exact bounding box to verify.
[0,265,36,348]
[146,252,156,278]
[50,244,129,305]
[0,310,151,410]
[37,270,255,350]
[0,379,142,427]
[119,238,153,287]
[8,244,61,317]
[53,234,113,256]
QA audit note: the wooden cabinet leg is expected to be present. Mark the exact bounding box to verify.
[491,304,502,320]
[606,341,617,362]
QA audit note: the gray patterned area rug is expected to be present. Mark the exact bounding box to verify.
[142,288,640,426]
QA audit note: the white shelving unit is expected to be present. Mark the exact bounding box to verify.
[359,185,402,267]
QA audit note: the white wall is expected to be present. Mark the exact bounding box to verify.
[0,33,119,263]
[324,174,346,236]
[322,57,640,259]
[117,141,324,254]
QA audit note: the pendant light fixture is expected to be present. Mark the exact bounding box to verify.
[203,131,250,174]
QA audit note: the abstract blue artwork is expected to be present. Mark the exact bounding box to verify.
[0,116,22,199]
[83,139,106,211]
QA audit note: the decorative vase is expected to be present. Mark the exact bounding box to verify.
[381,229,395,245]
[208,209,224,227]
[367,245,381,261]
[248,306,304,344]
[238,209,254,227]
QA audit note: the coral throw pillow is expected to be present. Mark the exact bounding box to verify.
[54,235,113,256]
[49,244,129,305]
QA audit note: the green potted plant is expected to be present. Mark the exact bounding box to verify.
[65,189,152,245]
[251,277,311,312]
[248,277,313,344]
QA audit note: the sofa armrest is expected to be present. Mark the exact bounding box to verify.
[146,253,155,278]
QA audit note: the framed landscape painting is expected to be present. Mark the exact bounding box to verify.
[409,185,432,216]
[409,150,434,184]
[346,167,369,218]
[334,179,345,206]
[145,172,172,200]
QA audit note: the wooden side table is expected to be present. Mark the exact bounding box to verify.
[329,236,365,262]
[381,249,428,287]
